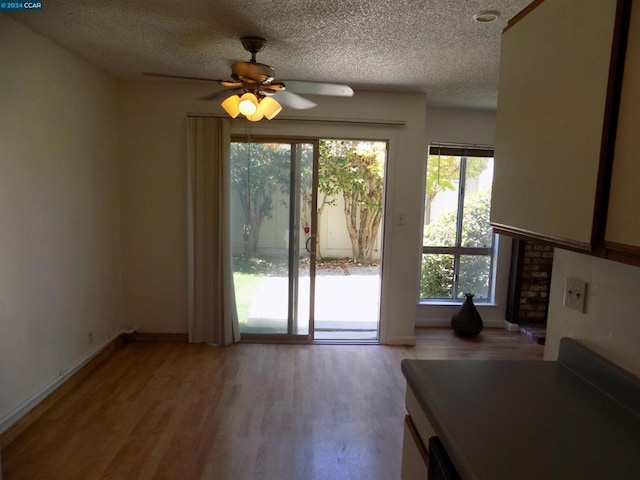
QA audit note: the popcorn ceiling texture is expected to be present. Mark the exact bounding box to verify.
[7,0,532,109]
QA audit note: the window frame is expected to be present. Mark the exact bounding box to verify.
[421,144,496,303]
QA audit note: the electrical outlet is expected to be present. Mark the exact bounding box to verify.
[88,331,94,343]
[563,277,587,313]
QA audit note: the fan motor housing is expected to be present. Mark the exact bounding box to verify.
[231,61,275,84]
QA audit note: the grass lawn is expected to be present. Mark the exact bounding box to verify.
[232,254,379,332]
[233,272,263,326]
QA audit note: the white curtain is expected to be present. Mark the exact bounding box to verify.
[186,117,240,345]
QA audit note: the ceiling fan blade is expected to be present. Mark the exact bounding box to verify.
[143,72,227,83]
[280,80,354,97]
[220,80,243,88]
[264,81,286,90]
[200,88,241,101]
[260,82,286,97]
[272,91,317,110]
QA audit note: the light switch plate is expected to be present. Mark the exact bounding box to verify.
[563,277,587,313]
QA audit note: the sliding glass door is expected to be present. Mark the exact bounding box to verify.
[231,137,386,342]
[230,139,317,339]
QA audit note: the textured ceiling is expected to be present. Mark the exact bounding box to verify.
[7,0,532,109]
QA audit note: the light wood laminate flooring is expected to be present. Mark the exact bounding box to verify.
[2,328,543,480]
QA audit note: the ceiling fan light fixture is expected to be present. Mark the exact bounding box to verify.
[260,96,282,120]
[238,92,259,116]
[149,37,353,121]
[221,94,241,118]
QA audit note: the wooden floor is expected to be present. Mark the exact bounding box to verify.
[412,327,545,361]
[1,328,543,480]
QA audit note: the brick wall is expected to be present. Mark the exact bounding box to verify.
[518,242,554,323]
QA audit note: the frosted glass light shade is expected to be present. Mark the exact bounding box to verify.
[260,97,282,120]
[238,93,258,116]
[246,109,264,122]
[221,95,240,118]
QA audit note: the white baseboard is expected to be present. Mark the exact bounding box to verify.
[503,320,521,332]
[0,330,128,437]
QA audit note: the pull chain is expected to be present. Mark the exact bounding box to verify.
[243,121,253,241]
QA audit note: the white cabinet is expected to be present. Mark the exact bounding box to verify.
[401,417,428,480]
[401,387,436,480]
[606,1,640,262]
[491,0,628,252]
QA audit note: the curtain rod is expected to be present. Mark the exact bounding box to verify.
[187,113,406,126]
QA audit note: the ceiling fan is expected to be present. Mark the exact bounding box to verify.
[144,37,354,121]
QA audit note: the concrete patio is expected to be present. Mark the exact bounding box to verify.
[243,266,381,340]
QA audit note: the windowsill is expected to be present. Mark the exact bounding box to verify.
[415,301,504,329]
[419,300,498,308]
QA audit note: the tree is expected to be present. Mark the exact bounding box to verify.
[231,140,386,264]
[420,187,493,299]
[230,142,291,257]
[424,156,459,225]
[318,140,385,263]
[424,155,487,224]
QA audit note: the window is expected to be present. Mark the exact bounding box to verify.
[421,144,496,302]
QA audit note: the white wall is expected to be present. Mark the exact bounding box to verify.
[0,15,123,432]
[118,82,426,344]
[231,187,382,260]
[545,250,640,377]
[416,107,513,327]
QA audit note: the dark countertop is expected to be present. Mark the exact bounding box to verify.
[402,339,640,480]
